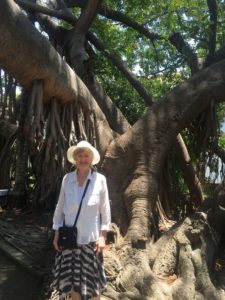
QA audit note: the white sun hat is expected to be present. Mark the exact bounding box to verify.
[67,141,100,165]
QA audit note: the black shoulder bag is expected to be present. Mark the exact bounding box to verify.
[58,178,90,250]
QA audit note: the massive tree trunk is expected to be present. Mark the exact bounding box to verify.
[1,0,225,299]
[100,62,225,299]
[103,60,225,228]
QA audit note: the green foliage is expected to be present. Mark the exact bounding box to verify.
[95,54,146,123]
[219,133,225,148]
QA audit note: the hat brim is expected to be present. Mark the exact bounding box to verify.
[67,144,100,165]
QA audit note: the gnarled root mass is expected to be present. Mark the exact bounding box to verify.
[103,212,224,300]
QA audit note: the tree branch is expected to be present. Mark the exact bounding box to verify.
[68,0,102,74]
[175,134,203,207]
[204,0,217,66]
[203,43,225,67]
[86,70,131,134]
[169,32,199,74]
[65,0,161,42]
[98,7,161,43]
[16,0,161,43]
[75,0,102,34]
[15,0,75,22]
[87,32,153,106]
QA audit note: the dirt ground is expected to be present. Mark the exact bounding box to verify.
[0,250,41,300]
[0,207,53,300]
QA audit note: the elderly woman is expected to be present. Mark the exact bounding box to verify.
[50,141,111,300]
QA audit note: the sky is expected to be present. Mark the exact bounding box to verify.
[222,122,225,133]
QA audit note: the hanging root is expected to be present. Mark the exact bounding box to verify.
[32,97,96,206]
[89,111,97,146]
[18,81,98,207]
[23,80,44,143]
[156,198,176,233]
[52,98,67,145]
[77,103,88,140]
[33,80,44,141]
[191,98,219,161]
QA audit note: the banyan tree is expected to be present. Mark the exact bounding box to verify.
[1,0,225,299]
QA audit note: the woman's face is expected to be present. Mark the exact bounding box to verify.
[74,149,93,171]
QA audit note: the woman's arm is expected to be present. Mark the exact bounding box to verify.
[99,176,111,231]
[96,176,111,254]
[52,175,67,251]
[96,230,107,255]
[53,229,61,252]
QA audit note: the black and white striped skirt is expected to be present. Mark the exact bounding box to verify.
[49,243,107,300]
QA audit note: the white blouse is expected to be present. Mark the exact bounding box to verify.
[52,169,111,245]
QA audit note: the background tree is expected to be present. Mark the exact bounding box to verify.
[1,0,225,299]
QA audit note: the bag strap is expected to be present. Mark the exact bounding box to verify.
[73,178,91,227]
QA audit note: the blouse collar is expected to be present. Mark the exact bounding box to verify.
[74,168,92,184]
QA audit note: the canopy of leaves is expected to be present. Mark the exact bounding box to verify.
[85,0,225,123]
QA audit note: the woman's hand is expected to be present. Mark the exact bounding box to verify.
[96,235,106,255]
[53,230,61,252]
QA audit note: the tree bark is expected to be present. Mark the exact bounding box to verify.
[204,0,218,66]
[68,0,102,74]
[85,70,131,134]
[102,60,225,241]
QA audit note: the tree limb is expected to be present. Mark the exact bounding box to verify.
[65,0,161,42]
[68,0,102,74]
[16,0,160,42]
[204,0,217,66]
[17,0,162,44]
[74,0,102,34]
[87,32,153,106]
[15,0,75,22]
[169,32,199,74]
[175,134,203,207]
[201,42,225,70]
[86,70,131,134]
